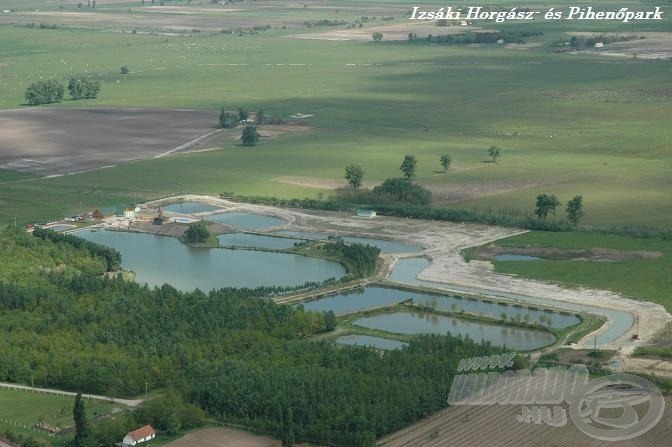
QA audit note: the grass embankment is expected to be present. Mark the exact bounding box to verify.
[478,231,672,312]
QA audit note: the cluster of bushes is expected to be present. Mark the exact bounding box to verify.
[25,23,58,29]
[182,221,210,244]
[67,78,100,100]
[551,33,639,48]
[321,239,381,278]
[24,77,100,105]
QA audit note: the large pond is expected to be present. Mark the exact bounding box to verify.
[218,233,299,250]
[300,286,580,329]
[207,212,285,229]
[389,258,633,345]
[336,335,408,350]
[77,230,345,291]
[354,312,556,350]
[162,201,222,214]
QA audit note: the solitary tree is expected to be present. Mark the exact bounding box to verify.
[241,126,260,146]
[439,154,452,172]
[120,66,129,74]
[487,146,501,162]
[218,107,238,128]
[325,310,337,331]
[400,154,417,180]
[566,195,585,226]
[534,194,560,220]
[238,107,249,122]
[344,164,365,190]
[256,109,265,124]
[73,393,91,447]
[372,32,383,41]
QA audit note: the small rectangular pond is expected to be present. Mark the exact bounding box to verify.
[336,335,408,350]
[353,311,556,350]
[300,286,580,329]
[162,201,222,214]
[207,212,285,229]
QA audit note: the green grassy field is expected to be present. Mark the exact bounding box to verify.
[0,1,670,227]
[0,388,125,445]
[490,231,672,310]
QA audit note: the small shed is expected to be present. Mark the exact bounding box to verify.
[122,425,156,446]
[356,209,377,218]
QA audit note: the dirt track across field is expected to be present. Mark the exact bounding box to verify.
[0,108,217,175]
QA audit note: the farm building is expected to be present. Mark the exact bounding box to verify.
[122,425,156,446]
[356,209,377,218]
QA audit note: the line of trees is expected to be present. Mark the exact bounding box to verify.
[535,194,585,225]
[24,78,100,105]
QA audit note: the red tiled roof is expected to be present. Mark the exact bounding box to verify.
[127,425,155,441]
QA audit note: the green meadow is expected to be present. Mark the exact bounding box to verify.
[0,388,124,445]
[491,231,672,310]
[0,1,670,226]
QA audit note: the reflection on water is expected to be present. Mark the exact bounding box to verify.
[354,311,555,350]
[300,286,579,328]
[336,335,407,350]
[218,233,299,250]
[162,201,221,214]
[77,230,344,291]
[207,212,285,229]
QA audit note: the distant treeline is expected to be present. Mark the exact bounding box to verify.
[408,30,543,45]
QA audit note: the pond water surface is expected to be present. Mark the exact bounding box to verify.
[300,286,579,328]
[207,212,285,229]
[162,202,221,214]
[77,230,344,291]
[354,312,556,350]
[217,233,299,250]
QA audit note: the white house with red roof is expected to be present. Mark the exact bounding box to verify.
[122,425,156,446]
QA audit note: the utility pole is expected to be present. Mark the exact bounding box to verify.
[31,370,34,389]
